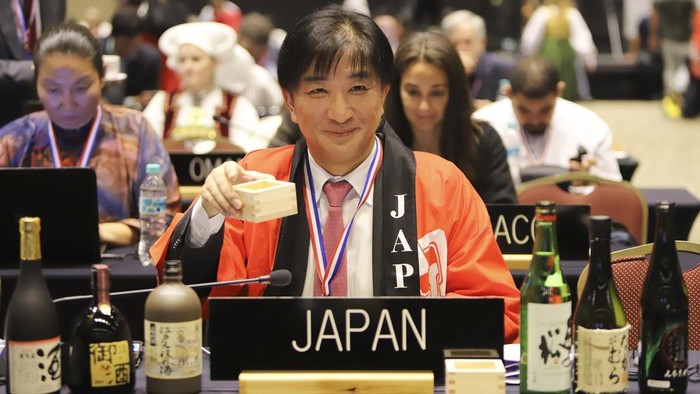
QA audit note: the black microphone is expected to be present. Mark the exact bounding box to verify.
[53,269,292,303]
[212,114,230,126]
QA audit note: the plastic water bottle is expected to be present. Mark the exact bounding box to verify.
[138,163,167,266]
[496,78,509,101]
[503,121,522,185]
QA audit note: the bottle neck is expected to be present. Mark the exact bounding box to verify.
[163,274,183,284]
[93,268,112,314]
[650,208,678,272]
[586,235,613,286]
[532,215,559,256]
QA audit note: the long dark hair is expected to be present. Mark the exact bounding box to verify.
[385,30,479,180]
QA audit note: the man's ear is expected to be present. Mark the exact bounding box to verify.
[556,81,566,97]
[283,90,298,123]
[505,84,512,98]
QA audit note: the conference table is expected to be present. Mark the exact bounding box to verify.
[54,350,700,393]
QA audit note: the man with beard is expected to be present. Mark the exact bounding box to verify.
[472,56,622,183]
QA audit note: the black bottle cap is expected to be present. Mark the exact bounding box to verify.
[589,215,612,239]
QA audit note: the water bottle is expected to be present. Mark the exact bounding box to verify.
[138,163,167,266]
[496,78,509,101]
[503,121,522,185]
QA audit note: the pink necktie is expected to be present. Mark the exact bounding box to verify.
[314,180,353,296]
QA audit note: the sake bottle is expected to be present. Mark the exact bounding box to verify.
[639,201,688,393]
[574,216,629,393]
[520,201,572,394]
[144,260,202,393]
[67,264,135,393]
[4,217,61,393]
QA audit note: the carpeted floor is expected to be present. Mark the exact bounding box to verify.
[580,100,700,243]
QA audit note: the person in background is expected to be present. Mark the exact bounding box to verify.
[682,9,700,118]
[520,0,597,101]
[237,12,284,117]
[198,0,242,31]
[151,5,520,344]
[385,31,516,203]
[79,6,112,39]
[0,0,65,127]
[650,0,696,118]
[142,21,272,152]
[0,23,180,246]
[440,9,516,107]
[101,6,161,109]
[472,56,622,183]
[625,14,664,100]
[373,11,406,54]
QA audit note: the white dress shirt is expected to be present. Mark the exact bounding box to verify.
[187,140,378,296]
[472,97,622,182]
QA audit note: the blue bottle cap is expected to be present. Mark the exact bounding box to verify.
[146,163,161,174]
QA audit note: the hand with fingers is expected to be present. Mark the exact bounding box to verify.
[200,161,275,218]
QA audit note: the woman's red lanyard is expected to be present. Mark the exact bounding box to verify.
[47,105,102,168]
[303,136,383,296]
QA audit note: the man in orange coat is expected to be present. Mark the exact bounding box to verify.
[151,5,520,343]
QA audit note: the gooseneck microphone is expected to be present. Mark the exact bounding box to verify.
[53,269,292,303]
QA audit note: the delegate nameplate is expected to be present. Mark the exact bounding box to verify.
[486,204,590,260]
[208,297,504,382]
[169,151,245,185]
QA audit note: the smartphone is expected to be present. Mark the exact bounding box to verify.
[132,340,144,368]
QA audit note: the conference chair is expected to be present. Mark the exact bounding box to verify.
[517,172,648,245]
[576,241,700,350]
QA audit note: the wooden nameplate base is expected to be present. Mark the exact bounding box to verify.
[238,370,434,394]
[233,179,298,223]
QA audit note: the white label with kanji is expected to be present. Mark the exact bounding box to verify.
[8,337,62,393]
[145,319,202,379]
[576,325,630,392]
[526,302,572,391]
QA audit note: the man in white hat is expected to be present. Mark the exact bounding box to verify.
[142,21,272,152]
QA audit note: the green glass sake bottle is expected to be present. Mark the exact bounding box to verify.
[574,216,629,393]
[520,201,572,394]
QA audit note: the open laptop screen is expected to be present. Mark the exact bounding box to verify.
[0,167,101,265]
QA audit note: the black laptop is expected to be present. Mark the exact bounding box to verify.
[0,167,101,265]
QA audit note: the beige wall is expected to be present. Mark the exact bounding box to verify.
[66,0,116,23]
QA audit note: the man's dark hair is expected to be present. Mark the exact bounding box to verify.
[277,5,394,93]
[509,56,560,98]
[111,6,142,38]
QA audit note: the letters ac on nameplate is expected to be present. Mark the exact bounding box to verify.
[208,297,504,382]
[485,204,590,260]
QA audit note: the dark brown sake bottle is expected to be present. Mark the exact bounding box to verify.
[144,260,202,393]
[67,264,135,393]
[4,217,61,393]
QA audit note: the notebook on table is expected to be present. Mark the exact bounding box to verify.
[0,167,101,266]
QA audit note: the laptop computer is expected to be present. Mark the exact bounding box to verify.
[486,203,591,261]
[208,297,504,382]
[0,167,101,266]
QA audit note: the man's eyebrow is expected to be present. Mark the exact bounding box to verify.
[300,70,373,83]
